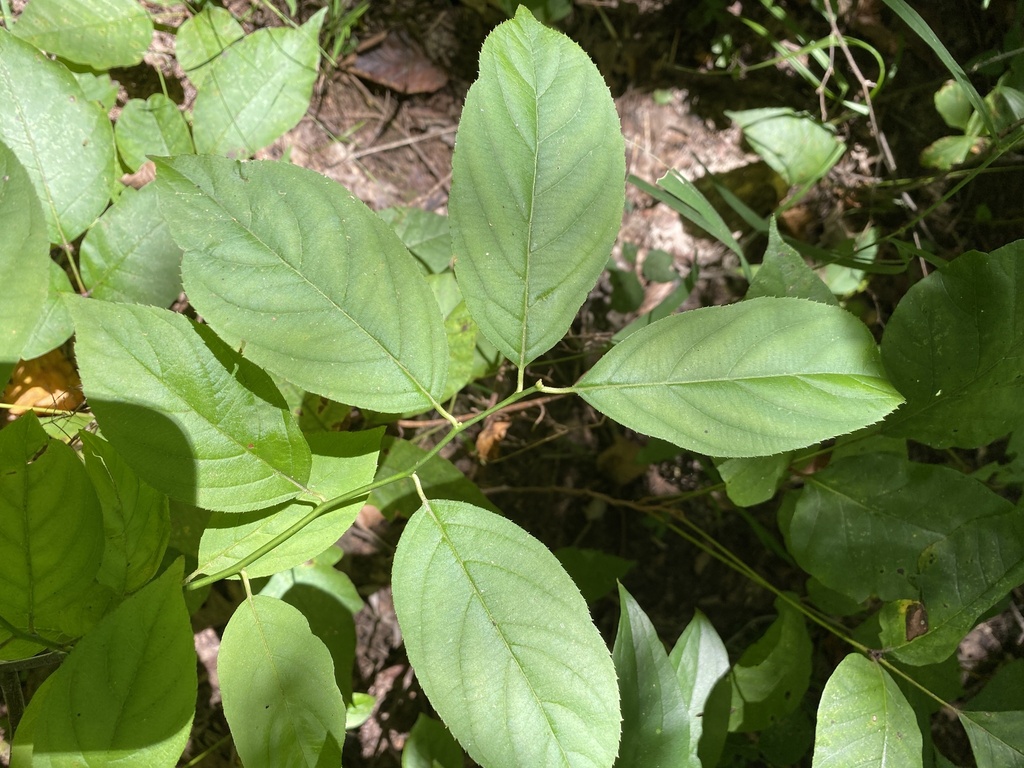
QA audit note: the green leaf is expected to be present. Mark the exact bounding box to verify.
[812,654,922,768]
[0,413,105,648]
[0,28,116,243]
[726,108,846,187]
[16,560,197,767]
[934,80,974,131]
[729,596,811,731]
[920,135,982,170]
[73,71,119,110]
[380,206,452,273]
[392,499,620,768]
[575,297,904,458]
[715,452,792,507]
[261,547,363,703]
[449,7,625,374]
[153,154,449,414]
[612,584,693,767]
[11,0,152,69]
[197,430,381,579]
[881,243,1024,448]
[219,594,347,768]
[969,660,1024,712]
[369,437,500,519]
[70,300,312,513]
[960,710,1024,767]
[174,5,245,89]
[115,94,194,172]
[642,250,677,283]
[403,715,464,768]
[80,431,170,597]
[192,9,325,157]
[429,272,480,403]
[747,218,837,304]
[20,261,75,360]
[669,610,730,767]
[0,141,49,367]
[80,184,184,307]
[787,454,1024,665]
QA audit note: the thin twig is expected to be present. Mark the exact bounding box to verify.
[351,126,458,160]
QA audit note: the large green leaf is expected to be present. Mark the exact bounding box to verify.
[11,0,152,69]
[0,142,49,367]
[14,561,196,768]
[0,414,104,651]
[881,243,1024,447]
[812,654,922,768]
[192,9,325,157]
[575,297,904,458]
[0,29,116,243]
[959,710,1024,767]
[787,454,1024,665]
[612,584,693,767]
[79,184,184,307]
[392,499,620,768]
[152,154,449,413]
[80,431,170,597]
[219,595,347,768]
[449,7,625,375]
[728,596,811,731]
[197,430,381,579]
[70,300,312,513]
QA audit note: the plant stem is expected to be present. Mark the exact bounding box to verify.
[185,385,542,590]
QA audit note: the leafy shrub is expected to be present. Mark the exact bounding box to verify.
[1,2,1023,767]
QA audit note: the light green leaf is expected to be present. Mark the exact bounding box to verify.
[70,300,312,513]
[882,243,1024,448]
[80,184,184,307]
[380,206,452,273]
[192,9,325,157]
[0,142,49,367]
[920,135,982,169]
[669,610,730,767]
[197,430,381,579]
[429,272,480,403]
[613,584,693,767]
[11,0,152,69]
[80,431,170,597]
[403,714,464,768]
[392,499,620,768]
[174,5,245,89]
[115,94,194,172]
[20,261,75,360]
[153,154,449,414]
[729,596,811,732]
[219,595,347,768]
[747,218,837,304]
[18,560,196,768]
[715,452,792,507]
[788,454,1024,665]
[261,547,363,703]
[934,80,974,131]
[0,413,104,649]
[575,297,904,458]
[812,654,922,768]
[0,28,116,243]
[960,710,1024,767]
[450,7,625,373]
[727,108,846,187]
